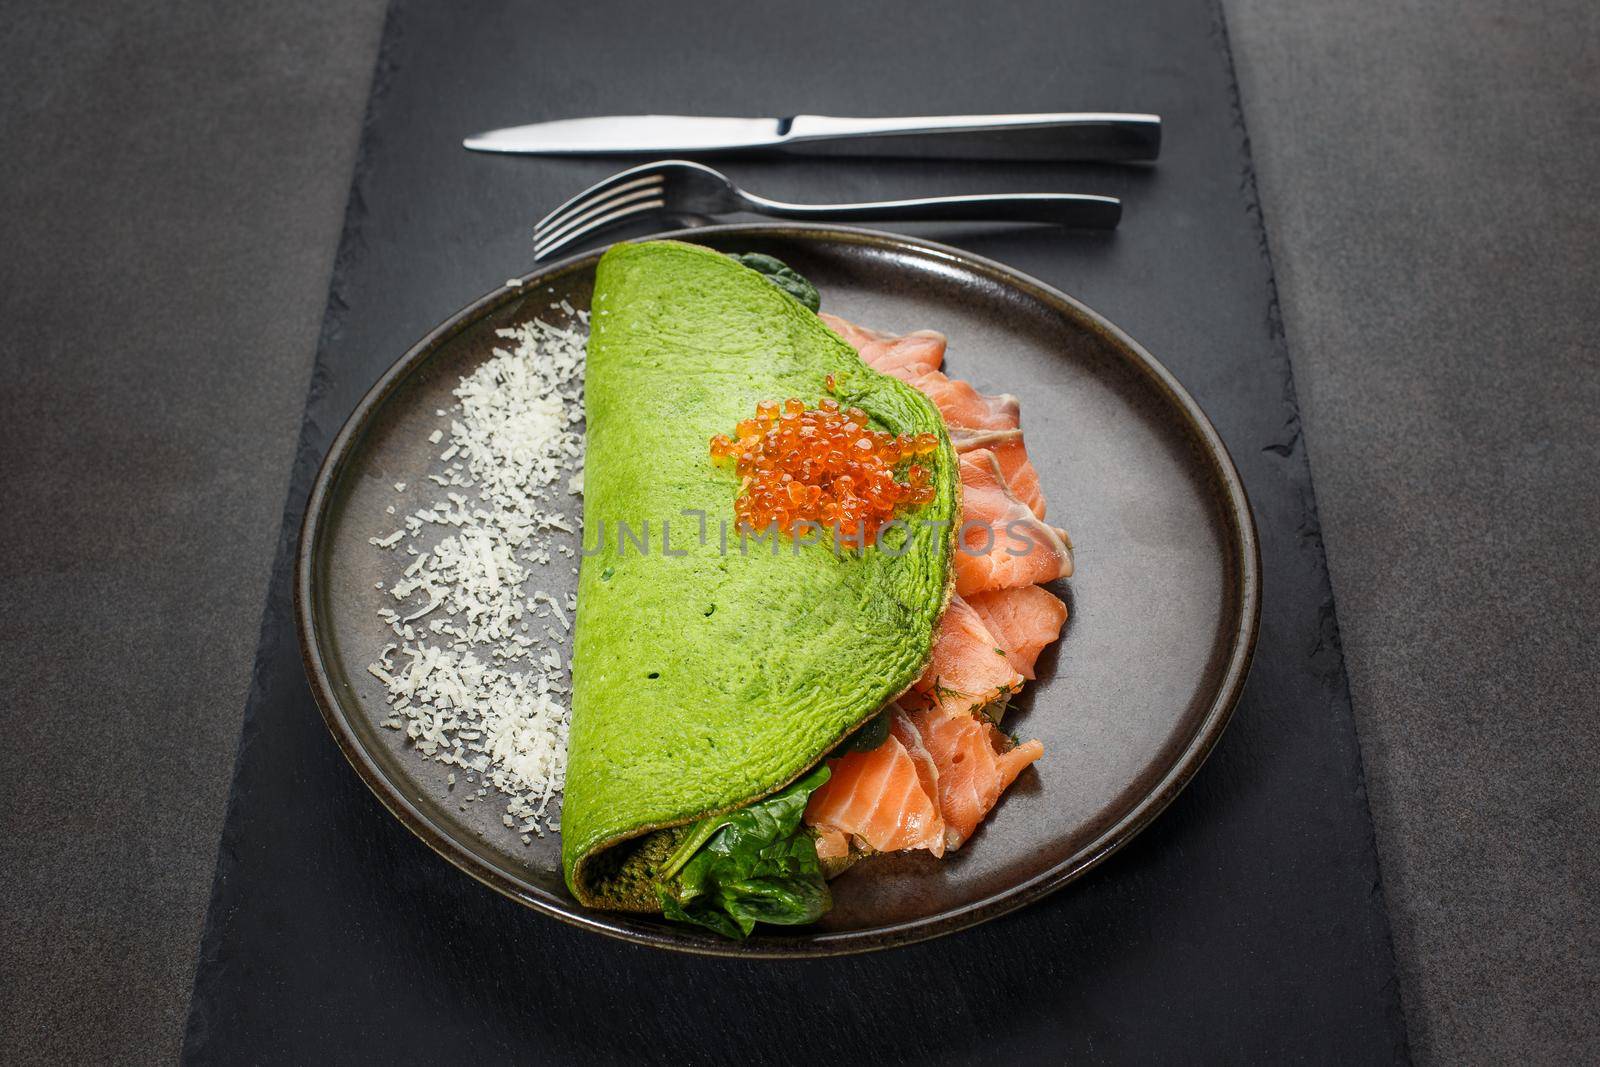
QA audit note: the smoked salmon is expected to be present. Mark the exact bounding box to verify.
[954,449,1074,597]
[823,313,1018,433]
[902,692,1044,850]
[909,370,1020,431]
[950,426,1046,518]
[804,708,946,857]
[820,312,947,382]
[813,826,850,862]
[912,594,1024,715]
[964,585,1068,680]
[800,313,1066,865]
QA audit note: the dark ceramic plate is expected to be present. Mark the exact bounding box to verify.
[296,224,1259,957]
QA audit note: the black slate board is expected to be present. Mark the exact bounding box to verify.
[184,0,1408,1061]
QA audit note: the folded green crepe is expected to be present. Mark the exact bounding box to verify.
[563,241,959,926]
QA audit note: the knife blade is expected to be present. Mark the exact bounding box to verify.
[463,113,1161,162]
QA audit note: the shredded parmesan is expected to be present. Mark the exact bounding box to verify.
[366,315,587,837]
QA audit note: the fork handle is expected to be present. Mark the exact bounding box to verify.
[738,191,1122,230]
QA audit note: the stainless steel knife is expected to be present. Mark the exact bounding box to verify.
[463,113,1161,162]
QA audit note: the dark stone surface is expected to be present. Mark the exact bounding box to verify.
[177,0,1405,1062]
[0,1,388,1063]
[1227,2,1600,1061]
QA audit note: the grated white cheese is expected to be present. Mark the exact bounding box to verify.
[366,314,588,835]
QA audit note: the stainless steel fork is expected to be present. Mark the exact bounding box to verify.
[531,160,1121,260]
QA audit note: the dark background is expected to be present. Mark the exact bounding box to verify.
[1,0,1595,1063]
[183,0,1405,1060]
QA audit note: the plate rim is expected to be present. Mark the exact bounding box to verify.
[294,223,1262,958]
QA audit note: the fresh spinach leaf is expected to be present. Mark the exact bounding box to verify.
[657,765,832,938]
[727,252,821,312]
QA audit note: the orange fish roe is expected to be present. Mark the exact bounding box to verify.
[711,397,939,541]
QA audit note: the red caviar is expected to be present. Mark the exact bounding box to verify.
[711,397,939,541]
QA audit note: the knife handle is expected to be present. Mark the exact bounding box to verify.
[780,113,1160,162]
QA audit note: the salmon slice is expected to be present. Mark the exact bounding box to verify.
[813,827,849,862]
[820,312,946,382]
[964,586,1068,680]
[911,594,1024,715]
[819,313,1024,440]
[805,315,1066,861]
[954,450,1074,596]
[909,370,1020,431]
[804,710,946,857]
[890,710,943,819]
[950,426,1046,519]
[902,694,1043,851]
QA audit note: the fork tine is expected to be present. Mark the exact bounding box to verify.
[533,165,667,236]
[534,173,665,242]
[534,180,665,251]
[533,191,664,258]
[533,198,667,260]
